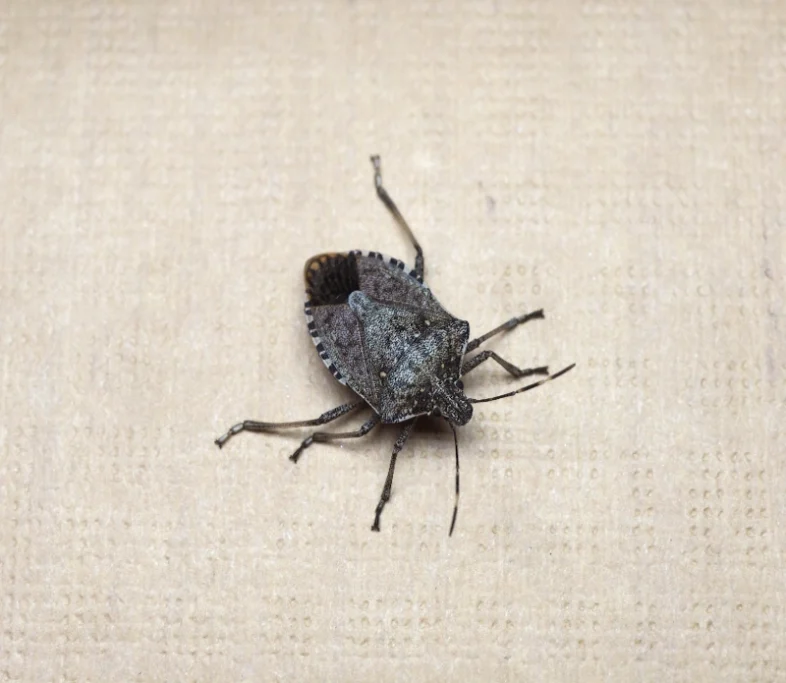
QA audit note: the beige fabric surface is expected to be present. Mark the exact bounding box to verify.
[2,0,785,680]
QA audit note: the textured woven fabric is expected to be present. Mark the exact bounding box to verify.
[2,1,784,680]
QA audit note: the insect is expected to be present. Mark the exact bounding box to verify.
[215,156,574,535]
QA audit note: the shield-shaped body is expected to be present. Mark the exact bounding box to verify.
[214,155,573,535]
[304,250,471,424]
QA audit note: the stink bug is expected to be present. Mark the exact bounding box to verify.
[215,156,574,535]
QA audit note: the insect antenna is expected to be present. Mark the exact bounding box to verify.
[468,363,576,405]
[448,421,460,536]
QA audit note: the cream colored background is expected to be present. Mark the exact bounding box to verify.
[2,1,785,681]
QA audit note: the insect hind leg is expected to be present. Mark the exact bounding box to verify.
[370,155,424,281]
[214,401,363,449]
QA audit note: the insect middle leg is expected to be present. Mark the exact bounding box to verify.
[289,414,380,463]
[461,350,548,379]
[370,155,425,281]
[465,309,544,353]
[214,401,364,449]
[372,418,417,532]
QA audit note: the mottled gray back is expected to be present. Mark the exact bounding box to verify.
[305,252,470,422]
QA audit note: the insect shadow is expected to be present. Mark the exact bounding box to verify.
[215,156,575,535]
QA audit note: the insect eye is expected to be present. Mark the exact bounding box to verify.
[456,379,464,390]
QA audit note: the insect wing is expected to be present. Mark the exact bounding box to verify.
[352,251,446,318]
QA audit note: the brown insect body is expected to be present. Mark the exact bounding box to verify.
[215,156,574,535]
[304,250,472,425]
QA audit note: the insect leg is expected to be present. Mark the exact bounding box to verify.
[468,363,576,405]
[289,414,380,463]
[370,155,425,281]
[214,401,363,449]
[465,309,544,353]
[371,418,417,532]
[461,350,548,379]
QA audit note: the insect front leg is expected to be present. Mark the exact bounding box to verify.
[289,415,380,463]
[372,418,417,532]
[370,155,425,281]
[465,309,544,353]
[461,350,548,379]
[214,401,363,449]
